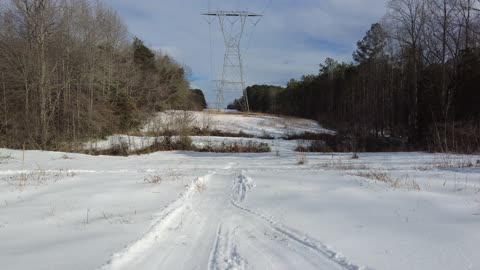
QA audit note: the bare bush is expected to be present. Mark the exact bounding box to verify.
[195,140,271,153]
[295,140,330,153]
[165,111,195,137]
[135,136,193,154]
[88,138,130,156]
[147,127,255,138]
[200,112,213,131]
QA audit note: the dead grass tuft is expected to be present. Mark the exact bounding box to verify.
[436,159,480,169]
[297,151,307,165]
[195,181,207,193]
[350,170,421,191]
[319,159,370,170]
[0,153,13,163]
[3,169,75,190]
[144,175,162,184]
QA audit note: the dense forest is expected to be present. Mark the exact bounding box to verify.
[230,0,480,153]
[0,0,206,150]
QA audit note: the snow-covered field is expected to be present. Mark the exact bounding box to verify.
[86,111,332,153]
[142,110,334,138]
[1,112,480,270]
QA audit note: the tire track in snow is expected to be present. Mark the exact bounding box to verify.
[208,223,248,270]
[231,171,364,270]
[97,171,215,270]
[99,167,367,270]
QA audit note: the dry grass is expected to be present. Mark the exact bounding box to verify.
[319,158,370,170]
[414,165,434,171]
[204,110,277,117]
[350,170,421,191]
[415,158,480,171]
[135,136,193,154]
[0,153,13,163]
[297,151,307,165]
[196,141,271,153]
[352,171,392,183]
[295,140,331,153]
[101,211,134,225]
[3,169,75,191]
[144,174,162,184]
[195,181,207,193]
[87,138,130,156]
[436,159,480,169]
[60,154,74,160]
[143,169,185,185]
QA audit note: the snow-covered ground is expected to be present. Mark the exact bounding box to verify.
[1,112,480,270]
[142,110,334,138]
[85,110,332,153]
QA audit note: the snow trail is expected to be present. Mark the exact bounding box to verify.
[208,224,248,270]
[99,168,363,270]
[98,172,216,270]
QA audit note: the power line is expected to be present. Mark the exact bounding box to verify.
[203,11,263,111]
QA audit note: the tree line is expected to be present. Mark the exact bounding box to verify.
[230,0,480,153]
[0,0,206,150]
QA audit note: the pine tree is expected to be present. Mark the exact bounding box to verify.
[353,23,387,64]
[133,37,156,71]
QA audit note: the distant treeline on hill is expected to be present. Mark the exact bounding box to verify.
[0,0,206,149]
[230,1,480,154]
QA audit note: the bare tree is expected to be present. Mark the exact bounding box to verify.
[388,0,428,141]
[0,0,192,149]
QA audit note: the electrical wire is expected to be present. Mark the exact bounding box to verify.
[243,0,272,56]
[208,19,215,84]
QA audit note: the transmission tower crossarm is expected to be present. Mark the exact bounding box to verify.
[202,11,262,17]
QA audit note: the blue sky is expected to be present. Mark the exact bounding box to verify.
[104,0,389,107]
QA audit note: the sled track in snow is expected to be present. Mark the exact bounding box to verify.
[98,171,214,270]
[208,223,248,270]
[98,168,366,270]
[231,201,360,270]
[230,171,361,270]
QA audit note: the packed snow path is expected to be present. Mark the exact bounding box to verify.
[100,165,360,270]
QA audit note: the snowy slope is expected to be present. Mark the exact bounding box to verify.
[143,110,334,138]
[1,112,480,270]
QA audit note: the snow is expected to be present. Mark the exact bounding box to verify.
[83,110,334,154]
[1,111,480,270]
[142,110,334,138]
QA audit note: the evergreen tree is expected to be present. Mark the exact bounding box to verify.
[133,37,156,71]
[353,23,387,63]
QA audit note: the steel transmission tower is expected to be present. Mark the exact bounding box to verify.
[203,11,262,111]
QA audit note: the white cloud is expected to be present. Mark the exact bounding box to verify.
[104,0,388,106]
